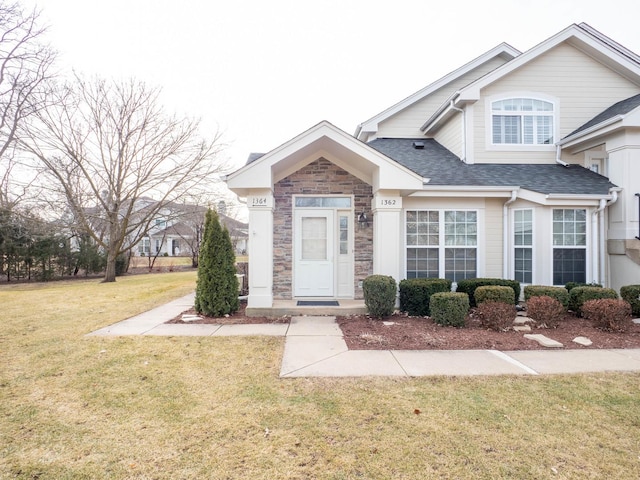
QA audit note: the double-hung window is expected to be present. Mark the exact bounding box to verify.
[514,209,533,284]
[552,209,587,285]
[406,210,477,281]
[492,98,554,145]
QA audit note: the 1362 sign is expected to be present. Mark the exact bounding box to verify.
[378,197,400,208]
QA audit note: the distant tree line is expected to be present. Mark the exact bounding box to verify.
[0,207,105,281]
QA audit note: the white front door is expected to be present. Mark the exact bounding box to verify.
[294,209,334,297]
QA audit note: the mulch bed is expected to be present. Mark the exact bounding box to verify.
[166,301,289,325]
[337,312,640,350]
[165,302,640,351]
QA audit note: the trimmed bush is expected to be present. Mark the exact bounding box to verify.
[568,286,618,316]
[456,278,521,307]
[524,285,569,309]
[565,281,602,292]
[620,284,640,317]
[582,298,632,332]
[430,292,469,327]
[363,275,397,318]
[526,295,565,328]
[475,301,517,331]
[474,285,515,305]
[399,278,452,316]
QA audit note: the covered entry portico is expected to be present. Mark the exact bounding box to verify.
[225,121,425,313]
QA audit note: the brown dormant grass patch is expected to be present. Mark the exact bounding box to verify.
[2,273,640,478]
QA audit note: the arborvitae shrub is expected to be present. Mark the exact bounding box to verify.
[474,285,515,305]
[620,285,640,316]
[475,301,517,331]
[526,295,565,328]
[568,286,618,316]
[430,292,469,327]
[456,278,521,307]
[524,285,569,309]
[582,299,632,332]
[363,275,397,318]
[399,278,451,316]
[195,209,239,317]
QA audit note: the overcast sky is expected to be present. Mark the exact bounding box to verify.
[23,0,640,173]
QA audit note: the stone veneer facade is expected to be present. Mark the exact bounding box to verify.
[273,157,373,299]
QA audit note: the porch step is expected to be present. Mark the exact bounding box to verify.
[247,302,368,318]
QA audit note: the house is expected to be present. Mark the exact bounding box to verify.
[135,201,248,258]
[225,23,640,311]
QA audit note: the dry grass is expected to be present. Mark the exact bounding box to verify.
[2,273,640,479]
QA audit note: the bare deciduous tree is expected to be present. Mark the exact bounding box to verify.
[0,1,55,209]
[20,75,228,282]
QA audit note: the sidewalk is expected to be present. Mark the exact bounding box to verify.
[87,293,640,378]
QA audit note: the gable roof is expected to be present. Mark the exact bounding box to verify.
[226,121,425,196]
[367,138,616,195]
[354,43,521,141]
[455,23,640,103]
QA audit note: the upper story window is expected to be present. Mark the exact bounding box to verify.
[491,98,554,145]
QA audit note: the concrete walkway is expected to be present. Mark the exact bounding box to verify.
[87,293,640,377]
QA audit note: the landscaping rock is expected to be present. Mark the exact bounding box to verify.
[513,325,532,332]
[523,334,564,348]
[513,316,535,325]
[181,314,203,322]
[573,336,593,346]
[633,318,640,325]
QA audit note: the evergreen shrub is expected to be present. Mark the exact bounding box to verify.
[398,278,451,316]
[363,275,397,318]
[565,281,602,292]
[195,209,239,316]
[430,292,469,327]
[620,284,640,316]
[474,285,515,305]
[456,278,520,307]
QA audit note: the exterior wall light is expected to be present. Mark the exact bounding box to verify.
[357,209,369,228]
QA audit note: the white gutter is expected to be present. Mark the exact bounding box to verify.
[450,100,466,163]
[503,190,518,279]
[555,144,569,167]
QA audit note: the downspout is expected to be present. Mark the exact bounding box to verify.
[451,100,466,163]
[594,190,618,286]
[555,144,569,167]
[592,198,606,284]
[503,190,518,279]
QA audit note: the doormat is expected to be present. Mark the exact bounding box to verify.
[296,300,340,306]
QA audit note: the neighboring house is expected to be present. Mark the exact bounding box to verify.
[226,23,640,310]
[137,202,248,257]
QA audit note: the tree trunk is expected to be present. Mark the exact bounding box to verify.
[103,248,117,282]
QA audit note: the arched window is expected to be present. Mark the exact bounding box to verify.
[491,98,554,145]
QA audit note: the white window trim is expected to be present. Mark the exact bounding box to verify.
[550,208,590,286]
[403,209,482,281]
[512,208,535,285]
[485,92,558,152]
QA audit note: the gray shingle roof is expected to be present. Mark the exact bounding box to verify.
[367,138,616,195]
[566,93,640,138]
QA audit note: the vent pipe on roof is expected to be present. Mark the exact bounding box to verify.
[412,141,425,149]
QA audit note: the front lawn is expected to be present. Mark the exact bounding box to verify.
[1,272,639,479]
